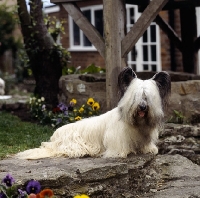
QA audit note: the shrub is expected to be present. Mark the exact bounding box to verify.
[62,63,106,75]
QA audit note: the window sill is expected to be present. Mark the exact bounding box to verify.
[68,48,97,52]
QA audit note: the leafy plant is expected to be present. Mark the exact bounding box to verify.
[173,110,185,123]
[80,63,106,74]
[62,63,106,75]
[0,4,21,55]
[15,48,32,81]
[167,110,185,124]
[29,96,101,128]
[16,15,71,82]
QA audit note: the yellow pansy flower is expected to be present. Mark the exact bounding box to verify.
[75,116,82,121]
[70,98,77,105]
[79,107,84,113]
[74,194,90,198]
[92,102,100,111]
[87,98,95,106]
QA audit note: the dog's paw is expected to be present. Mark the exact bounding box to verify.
[142,143,158,155]
[102,150,128,158]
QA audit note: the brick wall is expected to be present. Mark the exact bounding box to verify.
[159,11,171,71]
[69,52,105,68]
[159,10,183,72]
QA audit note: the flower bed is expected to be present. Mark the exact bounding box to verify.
[29,97,101,128]
[0,174,90,198]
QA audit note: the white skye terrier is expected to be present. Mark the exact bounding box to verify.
[16,67,171,159]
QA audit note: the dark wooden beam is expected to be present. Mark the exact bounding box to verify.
[155,15,182,52]
[62,3,105,58]
[51,0,200,5]
[126,0,200,12]
[121,0,169,57]
[163,1,200,10]
[194,37,200,52]
[51,0,83,3]
[180,5,197,73]
[168,9,177,71]
[125,0,149,6]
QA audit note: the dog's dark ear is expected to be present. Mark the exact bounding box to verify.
[152,71,171,109]
[118,67,137,99]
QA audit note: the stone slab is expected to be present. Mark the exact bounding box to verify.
[0,154,200,197]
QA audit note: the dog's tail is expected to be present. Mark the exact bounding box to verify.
[15,133,68,159]
[15,147,56,159]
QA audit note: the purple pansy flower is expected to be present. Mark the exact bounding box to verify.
[57,103,67,112]
[2,174,15,187]
[26,180,41,194]
[56,118,62,125]
[0,193,6,198]
[64,110,68,116]
[42,104,46,111]
[18,189,27,198]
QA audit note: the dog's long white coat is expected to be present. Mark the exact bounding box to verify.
[16,78,164,159]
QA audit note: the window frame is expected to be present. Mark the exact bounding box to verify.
[68,5,103,51]
[126,4,161,72]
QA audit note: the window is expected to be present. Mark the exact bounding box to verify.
[69,5,103,51]
[126,5,161,72]
[69,4,161,71]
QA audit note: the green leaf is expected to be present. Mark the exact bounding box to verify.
[173,110,179,115]
[80,63,105,74]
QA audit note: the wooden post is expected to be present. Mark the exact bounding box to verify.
[180,5,197,73]
[103,0,127,110]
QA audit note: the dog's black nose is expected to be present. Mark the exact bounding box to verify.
[139,104,147,111]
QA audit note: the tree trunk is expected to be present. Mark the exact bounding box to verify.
[17,0,63,108]
[31,49,62,107]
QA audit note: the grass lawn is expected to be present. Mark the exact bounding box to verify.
[0,111,54,159]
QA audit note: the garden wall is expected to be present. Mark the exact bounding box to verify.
[59,73,107,112]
